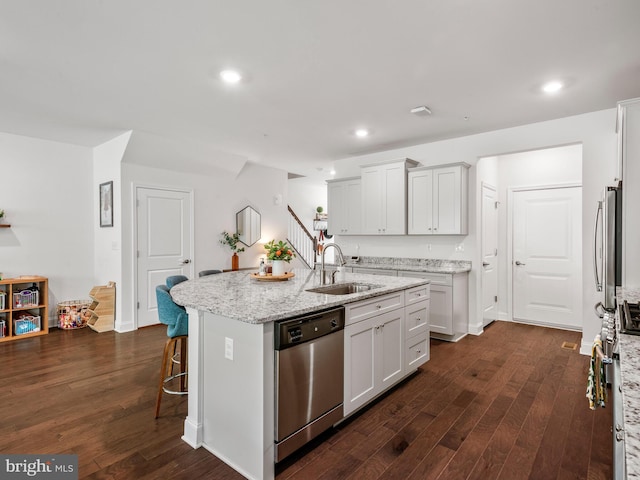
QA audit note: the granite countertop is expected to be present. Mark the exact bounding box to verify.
[170,268,429,324]
[325,256,472,274]
[616,288,640,477]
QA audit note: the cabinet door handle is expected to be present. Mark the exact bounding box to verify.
[376,304,382,309]
[515,261,526,266]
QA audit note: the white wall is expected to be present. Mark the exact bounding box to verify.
[93,132,130,326]
[483,144,583,322]
[327,109,616,353]
[0,132,94,324]
[0,130,289,332]
[288,177,327,235]
[119,161,288,331]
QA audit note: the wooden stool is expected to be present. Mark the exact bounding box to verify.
[155,335,188,418]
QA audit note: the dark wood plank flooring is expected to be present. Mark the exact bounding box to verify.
[0,321,611,479]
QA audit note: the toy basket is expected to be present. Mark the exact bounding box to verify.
[13,289,39,309]
[58,300,92,329]
[14,315,41,335]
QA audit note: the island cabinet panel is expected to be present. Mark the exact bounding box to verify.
[405,298,429,339]
[379,311,404,390]
[344,315,378,412]
[346,291,404,324]
[327,177,362,235]
[344,308,404,416]
[344,283,430,417]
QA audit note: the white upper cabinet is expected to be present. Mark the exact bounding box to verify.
[620,98,640,286]
[361,159,418,235]
[408,163,470,235]
[327,177,361,235]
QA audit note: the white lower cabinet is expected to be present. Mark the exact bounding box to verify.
[344,286,430,417]
[399,271,468,341]
[344,309,404,415]
[406,333,429,370]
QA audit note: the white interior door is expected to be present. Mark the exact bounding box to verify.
[481,183,498,326]
[136,186,193,328]
[512,186,582,329]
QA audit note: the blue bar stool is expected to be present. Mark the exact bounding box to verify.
[155,275,189,418]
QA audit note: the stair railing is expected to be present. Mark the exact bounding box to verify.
[287,205,317,269]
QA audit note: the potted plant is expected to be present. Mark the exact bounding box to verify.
[315,206,323,220]
[264,239,296,276]
[220,231,245,271]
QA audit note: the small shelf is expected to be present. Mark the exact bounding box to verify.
[0,276,48,342]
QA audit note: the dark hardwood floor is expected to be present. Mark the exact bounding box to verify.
[0,321,611,479]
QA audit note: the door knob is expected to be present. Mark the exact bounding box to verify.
[182,259,191,264]
[515,261,525,266]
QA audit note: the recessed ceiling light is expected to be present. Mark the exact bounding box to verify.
[355,129,369,138]
[542,81,563,94]
[220,70,242,84]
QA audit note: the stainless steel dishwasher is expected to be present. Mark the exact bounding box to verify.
[274,306,345,462]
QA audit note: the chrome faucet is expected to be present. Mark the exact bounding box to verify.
[320,243,346,285]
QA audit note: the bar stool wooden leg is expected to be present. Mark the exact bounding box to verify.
[155,335,188,419]
[180,337,187,393]
[155,337,173,419]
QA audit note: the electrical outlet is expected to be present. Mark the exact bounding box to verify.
[455,243,465,252]
[426,243,432,252]
[225,337,234,360]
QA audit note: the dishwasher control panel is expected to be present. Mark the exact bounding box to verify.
[274,307,345,350]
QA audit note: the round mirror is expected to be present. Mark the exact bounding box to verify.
[236,206,261,246]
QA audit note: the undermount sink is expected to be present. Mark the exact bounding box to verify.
[306,282,381,295]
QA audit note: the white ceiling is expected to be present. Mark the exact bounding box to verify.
[1,0,640,178]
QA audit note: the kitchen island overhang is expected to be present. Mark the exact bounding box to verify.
[171,269,429,480]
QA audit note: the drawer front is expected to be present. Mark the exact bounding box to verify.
[345,291,404,325]
[405,300,429,339]
[352,267,398,277]
[405,284,430,305]
[398,271,452,286]
[406,333,429,370]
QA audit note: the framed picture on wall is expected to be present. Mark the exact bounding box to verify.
[99,181,114,227]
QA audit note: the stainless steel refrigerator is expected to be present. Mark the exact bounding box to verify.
[594,181,622,313]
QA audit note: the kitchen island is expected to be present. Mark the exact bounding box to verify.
[171,268,429,480]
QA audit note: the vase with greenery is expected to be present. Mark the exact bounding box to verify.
[220,231,245,270]
[264,239,296,275]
